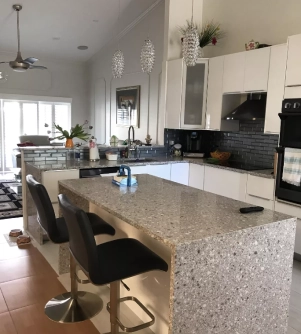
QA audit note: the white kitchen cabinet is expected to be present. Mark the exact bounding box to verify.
[204,166,247,201]
[147,164,171,180]
[244,48,270,92]
[245,174,275,210]
[286,34,301,87]
[165,58,208,129]
[223,52,245,93]
[170,163,189,185]
[264,44,287,134]
[188,164,205,190]
[274,200,301,255]
[206,56,224,130]
[129,166,148,175]
[42,169,79,203]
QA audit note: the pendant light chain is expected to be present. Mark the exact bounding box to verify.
[182,0,199,67]
[112,0,125,79]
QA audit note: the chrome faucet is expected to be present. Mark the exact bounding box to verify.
[127,126,135,158]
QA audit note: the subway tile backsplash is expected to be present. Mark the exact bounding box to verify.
[165,121,279,168]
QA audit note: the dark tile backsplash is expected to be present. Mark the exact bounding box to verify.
[165,121,279,168]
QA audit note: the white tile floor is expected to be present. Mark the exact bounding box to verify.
[2,217,301,333]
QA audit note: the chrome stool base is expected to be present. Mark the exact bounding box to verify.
[45,291,103,323]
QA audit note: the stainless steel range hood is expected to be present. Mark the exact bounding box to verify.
[223,93,267,121]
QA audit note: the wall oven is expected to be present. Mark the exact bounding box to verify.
[276,98,301,205]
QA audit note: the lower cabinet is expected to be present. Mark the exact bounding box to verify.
[204,166,247,201]
[170,163,189,185]
[147,164,171,180]
[129,166,148,175]
[245,174,275,210]
[188,164,205,190]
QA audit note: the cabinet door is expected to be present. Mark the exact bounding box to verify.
[286,34,301,87]
[244,48,270,92]
[170,163,189,185]
[223,52,245,93]
[181,60,208,129]
[206,56,224,130]
[42,169,79,203]
[204,166,247,201]
[165,59,183,129]
[147,164,171,180]
[188,164,205,190]
[264,45,287,134]
[129,166,148,175]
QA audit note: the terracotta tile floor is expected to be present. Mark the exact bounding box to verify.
[0,217,99,334]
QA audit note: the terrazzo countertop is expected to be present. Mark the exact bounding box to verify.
[59,175,290,247]
[27,157,274,179]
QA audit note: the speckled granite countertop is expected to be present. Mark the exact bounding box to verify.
[27,157,274,179]
[59,175,290,247]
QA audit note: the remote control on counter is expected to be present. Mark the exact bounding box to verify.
[240,206,264,214]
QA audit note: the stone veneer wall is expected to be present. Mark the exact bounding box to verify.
[164,121,279,168]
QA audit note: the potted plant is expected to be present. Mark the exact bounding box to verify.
[45,121,93,148]
[180,21,225,57]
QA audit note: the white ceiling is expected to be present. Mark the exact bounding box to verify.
[0,0,159,62]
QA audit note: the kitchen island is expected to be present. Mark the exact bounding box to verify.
[58,174,295,334]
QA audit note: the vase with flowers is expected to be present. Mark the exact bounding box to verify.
[45,120,93,148]
[180,21,225,58]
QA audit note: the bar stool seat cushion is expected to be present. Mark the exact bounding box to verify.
[90,238,168,285]
[53,213,115,244]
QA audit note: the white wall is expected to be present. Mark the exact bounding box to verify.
[0,52,89,126]
[87,1,164,145]
[203,0,301,58]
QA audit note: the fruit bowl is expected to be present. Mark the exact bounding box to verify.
[210,150,231,161]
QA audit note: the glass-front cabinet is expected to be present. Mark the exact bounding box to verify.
[165,58,208,129]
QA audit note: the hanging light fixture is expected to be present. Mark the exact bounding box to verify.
[140,38,155,74]
[182,0,199,67]
[0,71,8,83]
[112,0,125,78]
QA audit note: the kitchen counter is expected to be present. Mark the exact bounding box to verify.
[58,175,295,333]
[26,157,274,179]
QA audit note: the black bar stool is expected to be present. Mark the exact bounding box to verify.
[26,175,115,323]
[58,194,168,333]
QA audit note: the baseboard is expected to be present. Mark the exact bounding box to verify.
[294,252,301,262]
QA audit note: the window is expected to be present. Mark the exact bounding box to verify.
[0,98,71,172]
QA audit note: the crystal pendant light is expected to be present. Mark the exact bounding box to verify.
[0,71,7,83]
[140,38,155,74]
[112,50,124,79]
[112,0,125,78]
[182,0,199,67]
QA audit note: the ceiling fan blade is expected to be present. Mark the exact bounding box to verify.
[29,65,47,70]
[23,57,38,65]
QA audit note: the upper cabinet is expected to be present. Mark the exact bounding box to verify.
[244,48,270,92]
[286,34,301,87]
[222,52,245,93]
[165,59,208,129]
[206,56,224,130]
[264,44,287,134]
[222,48,270,94]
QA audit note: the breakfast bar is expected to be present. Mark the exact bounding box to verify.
[58,174,296,334]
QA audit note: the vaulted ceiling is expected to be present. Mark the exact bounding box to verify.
[0,0,159,62]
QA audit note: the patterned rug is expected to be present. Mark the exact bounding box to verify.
[0,181,22,220]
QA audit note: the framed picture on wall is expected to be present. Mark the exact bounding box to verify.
[116,86,140,127]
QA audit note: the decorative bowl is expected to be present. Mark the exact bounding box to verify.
[210,151,231,161]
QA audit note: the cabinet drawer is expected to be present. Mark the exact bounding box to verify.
[246,175,274,200]
[245,194,274,210]
[42,169,79,202]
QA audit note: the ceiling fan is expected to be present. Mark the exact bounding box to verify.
[0,4,47,72]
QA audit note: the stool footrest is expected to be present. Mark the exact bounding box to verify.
[107,296,155,333]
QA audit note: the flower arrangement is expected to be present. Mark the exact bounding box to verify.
[45,121,93,141]
[180,21,225,48]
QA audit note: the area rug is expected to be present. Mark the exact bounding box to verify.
[0,181,22,220]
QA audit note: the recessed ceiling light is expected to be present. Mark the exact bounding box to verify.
[93,19,99,23]
[52,37,60,40]
[77,45,88,50]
